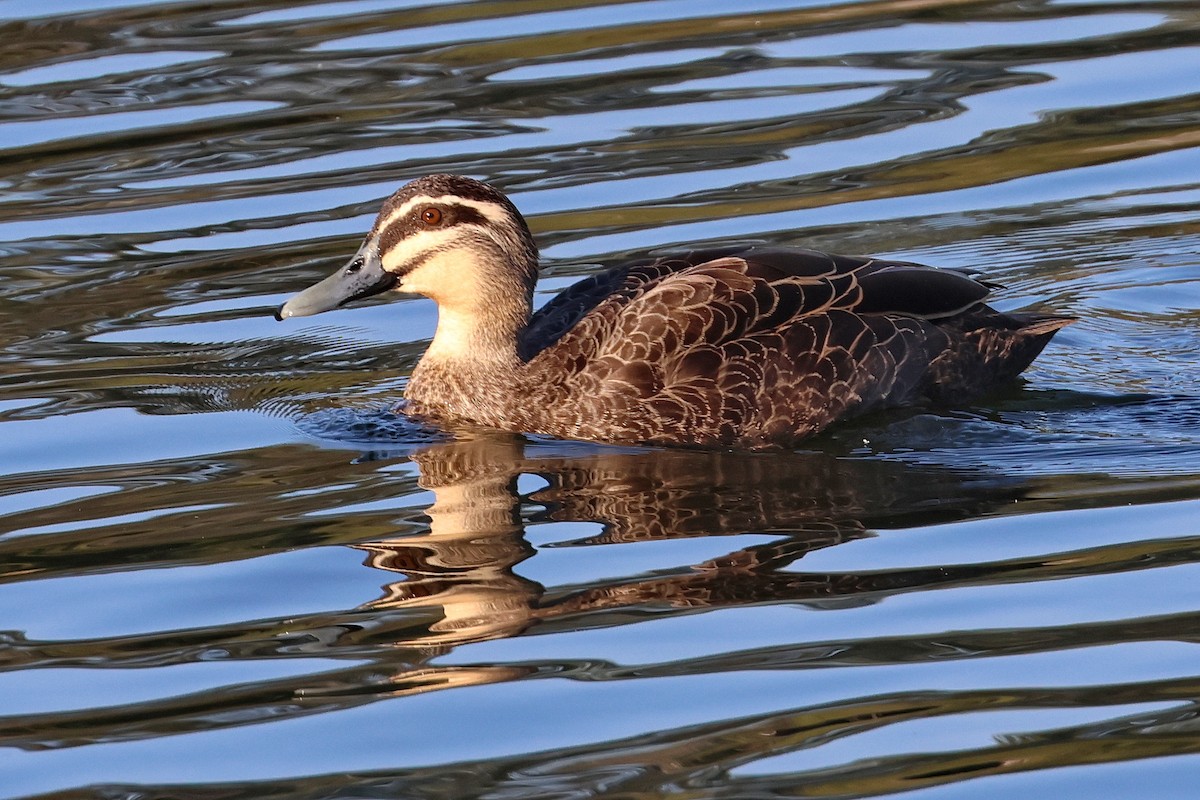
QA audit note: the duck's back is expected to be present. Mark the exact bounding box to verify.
[515,247,1070,448]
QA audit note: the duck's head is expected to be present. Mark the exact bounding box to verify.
[275,174,539,321]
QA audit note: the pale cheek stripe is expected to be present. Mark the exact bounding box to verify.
[380,227,495,272]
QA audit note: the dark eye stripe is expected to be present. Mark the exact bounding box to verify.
[378,207,446,255]
[447,204,487,226]
[376,203,493,259]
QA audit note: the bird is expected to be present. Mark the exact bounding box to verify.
[276,173,1072,449]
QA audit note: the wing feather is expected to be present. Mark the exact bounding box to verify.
[519,246,1039,446]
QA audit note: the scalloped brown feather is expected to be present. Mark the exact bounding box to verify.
[407,246,1072,449]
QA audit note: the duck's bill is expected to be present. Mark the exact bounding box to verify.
[275,255,397,320]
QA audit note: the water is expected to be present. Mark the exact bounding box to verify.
[1,0,1199,797]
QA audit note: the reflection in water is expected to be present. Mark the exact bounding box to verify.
[4,432,1198,797]
[353,433,1200,652]
[361,435,1016,648]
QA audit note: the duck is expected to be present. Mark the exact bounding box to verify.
[276,173,1072,449]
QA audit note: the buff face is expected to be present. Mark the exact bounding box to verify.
[275,174,537,321]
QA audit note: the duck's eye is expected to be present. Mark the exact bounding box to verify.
[420,207,443,226]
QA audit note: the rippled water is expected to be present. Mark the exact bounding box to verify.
[2,1,1199,797]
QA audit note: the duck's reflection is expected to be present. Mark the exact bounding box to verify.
[348,432,1027,650]
[354,436,537,646]
[6,429,1197,758]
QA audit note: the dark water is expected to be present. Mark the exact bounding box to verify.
[2,1,1200,797]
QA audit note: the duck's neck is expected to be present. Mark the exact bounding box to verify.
[406,274,534,423]
[423,305,526,366]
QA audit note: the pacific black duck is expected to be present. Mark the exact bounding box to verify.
[276,174,1071,448]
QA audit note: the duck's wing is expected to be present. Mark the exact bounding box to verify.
[731,247,993,320]
[526,246,993,354]
[526,247,992,378]
[522,246,750,358]
[530,247,998,367]
[522,247,1063,445]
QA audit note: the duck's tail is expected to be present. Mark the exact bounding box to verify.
[1011,313,1076,338]
[1006,311,1075,373]
[924,311,1074,405]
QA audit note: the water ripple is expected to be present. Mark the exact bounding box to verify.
[1,0,1199,797]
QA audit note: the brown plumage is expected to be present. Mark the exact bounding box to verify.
[277,174,1072,449]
